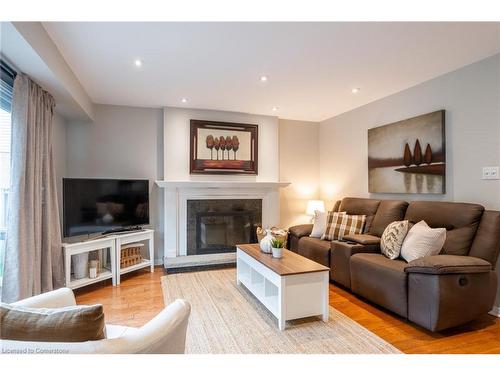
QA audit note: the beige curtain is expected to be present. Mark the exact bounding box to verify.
[1,74,64,303]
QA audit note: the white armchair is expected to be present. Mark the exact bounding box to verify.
[1,288,191,354]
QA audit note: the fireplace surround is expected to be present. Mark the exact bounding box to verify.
[156,180,290,265]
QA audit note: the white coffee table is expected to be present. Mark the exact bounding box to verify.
[236,243,330,330]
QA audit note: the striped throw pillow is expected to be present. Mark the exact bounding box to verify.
[321,212,366,241]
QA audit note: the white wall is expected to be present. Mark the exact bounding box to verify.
[279,119,320,228]
[319,54,500,309]
[65,104,164,262]
[163,107,279,182]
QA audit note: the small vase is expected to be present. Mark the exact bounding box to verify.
[260,229,274,253]
[271,247,283,258]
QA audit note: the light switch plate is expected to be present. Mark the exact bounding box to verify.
[482,166,499,180]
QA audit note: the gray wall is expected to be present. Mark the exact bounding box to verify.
[66,104,164,262]
[319,54,500,309]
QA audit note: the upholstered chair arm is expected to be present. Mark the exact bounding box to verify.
[404,255,492,275]
[126,299,191,354]
[11,288,77,308]
[288,224,313,238]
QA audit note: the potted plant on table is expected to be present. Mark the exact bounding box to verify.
[270,238,285,259]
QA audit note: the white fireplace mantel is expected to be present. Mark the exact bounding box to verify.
[155,180,290,262]
[155,180,290,189]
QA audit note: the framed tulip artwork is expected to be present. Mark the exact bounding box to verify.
[190,120,258,175]
[368,110,445,194]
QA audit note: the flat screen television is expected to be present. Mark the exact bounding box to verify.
[63,178,149,237]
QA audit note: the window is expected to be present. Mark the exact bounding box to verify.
[0,60,16,284]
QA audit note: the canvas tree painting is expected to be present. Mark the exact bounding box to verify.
[190,120,258,174]
[368,110,445,194]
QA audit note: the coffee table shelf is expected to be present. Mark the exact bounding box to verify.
[236,244,329,330]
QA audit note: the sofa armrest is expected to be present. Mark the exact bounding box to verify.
[404,255,492,275]
[288,224,313,238]
[288,224,314,252]
[343,234,381,245]
[11,287,77,308]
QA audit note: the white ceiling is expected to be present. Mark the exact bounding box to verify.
[42,22,500,122]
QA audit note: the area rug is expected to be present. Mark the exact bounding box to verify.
[161,269,401,354]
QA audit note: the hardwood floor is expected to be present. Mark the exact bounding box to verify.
[75,267,500,354]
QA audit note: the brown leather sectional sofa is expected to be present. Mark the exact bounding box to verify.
[288,197,500,332]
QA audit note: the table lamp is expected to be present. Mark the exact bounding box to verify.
[306,200,325,222]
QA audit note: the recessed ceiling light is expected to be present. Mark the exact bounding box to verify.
[134,59,143,67]
[272,106,278,112]
[181,98,188,103]
[260,75,268,82]
[351,87,360,94]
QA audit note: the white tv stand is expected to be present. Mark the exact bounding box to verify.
[62,229,154,290]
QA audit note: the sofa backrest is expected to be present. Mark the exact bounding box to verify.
[339,197,381,233]
[404,201,484,256]
[332,200,341,212]
[469,210,500,267]
[370,200,409,237]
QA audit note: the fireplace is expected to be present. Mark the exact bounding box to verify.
[156,180,289,264]
[187,199,262,256]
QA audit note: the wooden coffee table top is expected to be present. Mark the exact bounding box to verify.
[236,243,329,276]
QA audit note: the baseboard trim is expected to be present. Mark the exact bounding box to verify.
[154,258,164,266]
[489,306,500,317]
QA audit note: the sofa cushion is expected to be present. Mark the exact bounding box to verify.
[350,253,408,317]
[106,324,139,339]
[404,201,484,256]
[370,200,409,237]
[380,220,409,260]
[297,237,331,267]
[310,210,346,238]
[322,212,366,241]
[400,220,446,262]
[0,303,106,342]
[339,197,380,233]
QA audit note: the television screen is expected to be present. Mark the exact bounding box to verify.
[63,178,149,237]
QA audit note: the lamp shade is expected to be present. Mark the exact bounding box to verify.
[306,200,325,216]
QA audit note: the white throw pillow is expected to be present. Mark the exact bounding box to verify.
[400,220,446,262]
[380,220,409,260]
[309,210,327,238]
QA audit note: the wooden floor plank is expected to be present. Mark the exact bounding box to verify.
[74,267,500,354]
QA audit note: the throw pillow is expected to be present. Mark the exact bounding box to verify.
[380,220,409,260]
[321,212,366,241]
[0,303,106,342]
[309,210,328,238]
[400,220,446,263]
[310,211,346,238]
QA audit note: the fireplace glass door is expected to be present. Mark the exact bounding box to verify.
[187,199,262,255]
